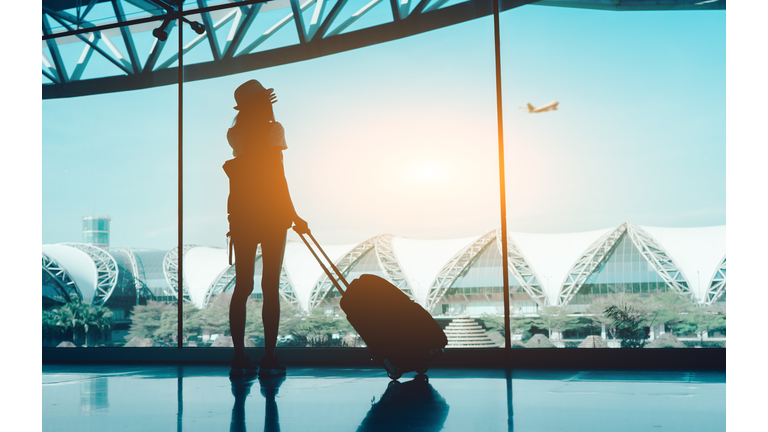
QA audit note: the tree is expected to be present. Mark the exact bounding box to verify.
[196,293,234,337]
[646,291,696,335]
[50,296,114,346]
[586,296,618,339]
[125,301,172,341]
[82,303,115,345]
[194,293,274,344]
[279,307,356,347]
[300,308,353,337]
[243,298,265,344]
[482,312,549,341]
[42,310,65,345]
[677,306,726,343]
[531,305,583,340]
[126,300,201,343]
[604,304,649,348]
[480,313,505,336]
[481,309,578,342]
[153,302,202,343]
[586,293,651,340]
[276,300,306,336]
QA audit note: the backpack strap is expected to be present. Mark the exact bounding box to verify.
[227,231,233,265]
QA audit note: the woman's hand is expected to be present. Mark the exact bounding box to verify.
[292,217,310,235]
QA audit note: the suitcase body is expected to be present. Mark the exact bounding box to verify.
[341,274,448,379]
[298,232,447,379]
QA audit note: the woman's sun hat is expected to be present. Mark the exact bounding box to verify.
[233,79,274,110]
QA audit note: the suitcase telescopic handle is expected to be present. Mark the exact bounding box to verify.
[295,229,350,296]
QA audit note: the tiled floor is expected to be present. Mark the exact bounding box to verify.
[42,364,725,432]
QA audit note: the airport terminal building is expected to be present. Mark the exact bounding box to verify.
[42,221,726,327]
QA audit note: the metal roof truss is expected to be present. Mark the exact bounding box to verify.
[61,242,120,306]
[494,228,547,307]
[42,252,83,303]
[705,255,726,306]
[424,229,497,313]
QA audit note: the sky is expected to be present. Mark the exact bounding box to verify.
[40,3,727,251]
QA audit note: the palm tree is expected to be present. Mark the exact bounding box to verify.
[49,296,114,346]
[604,304,649,348]
[53,298,79,343]
[82,304,114,346]
[42,310,64,346]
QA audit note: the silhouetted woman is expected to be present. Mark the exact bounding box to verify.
[224,79,309,377]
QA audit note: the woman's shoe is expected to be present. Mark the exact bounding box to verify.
[230,355,259,377]
[258,356,286,377]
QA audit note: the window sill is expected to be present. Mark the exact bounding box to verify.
[42,347,725,370]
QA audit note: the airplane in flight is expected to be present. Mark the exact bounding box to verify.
[524,101,559,113]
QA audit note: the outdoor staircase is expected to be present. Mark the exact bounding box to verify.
[444,317,500,348]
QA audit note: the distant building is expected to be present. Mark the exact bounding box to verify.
[82,216,111,249]
[42,222,726,321]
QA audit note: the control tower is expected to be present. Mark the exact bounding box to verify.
[82,216,111,249]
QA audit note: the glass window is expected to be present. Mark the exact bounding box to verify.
[41,4,724,354]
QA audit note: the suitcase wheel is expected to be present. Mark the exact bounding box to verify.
[387,368,402,380]
[383,359,402,380]
[417,367,429,375]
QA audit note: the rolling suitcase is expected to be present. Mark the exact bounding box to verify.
[297,230,447,379]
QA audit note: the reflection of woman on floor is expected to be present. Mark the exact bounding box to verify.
[229,376,256,432]
[224,79,309,377]
[229,375,285,432]
[260,375,286,432]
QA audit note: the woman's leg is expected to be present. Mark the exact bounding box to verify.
[231,234,258,362]
[260,229,287,361]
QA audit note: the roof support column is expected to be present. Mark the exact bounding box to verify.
[492,0,511,360]
[177,2,185,350]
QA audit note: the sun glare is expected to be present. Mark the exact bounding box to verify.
[412,163,442,181]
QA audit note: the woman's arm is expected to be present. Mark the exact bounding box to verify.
[274,148,309,234]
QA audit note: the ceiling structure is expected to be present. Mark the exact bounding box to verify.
[42,0,725,99]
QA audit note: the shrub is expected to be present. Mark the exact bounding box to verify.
[682,340,725,348]
[525,334,556,348]
[645,333,685,348]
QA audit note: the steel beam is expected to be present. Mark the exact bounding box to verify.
[44,0,544,98]
[113,0,142,74]
[705,255,726,306]
[223,3,263,58]
[197,0,222,61]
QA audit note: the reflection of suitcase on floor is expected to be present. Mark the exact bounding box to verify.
[357,375,449,432]
[298,231,447,380]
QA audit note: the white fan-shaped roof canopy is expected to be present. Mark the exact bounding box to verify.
[509,228,615,304]
[283,241,358,310]
[42,244,98,305]
[43,223,726,311]
[392,235,482,307]
[184,246,230,309]
[638,225,726,302]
